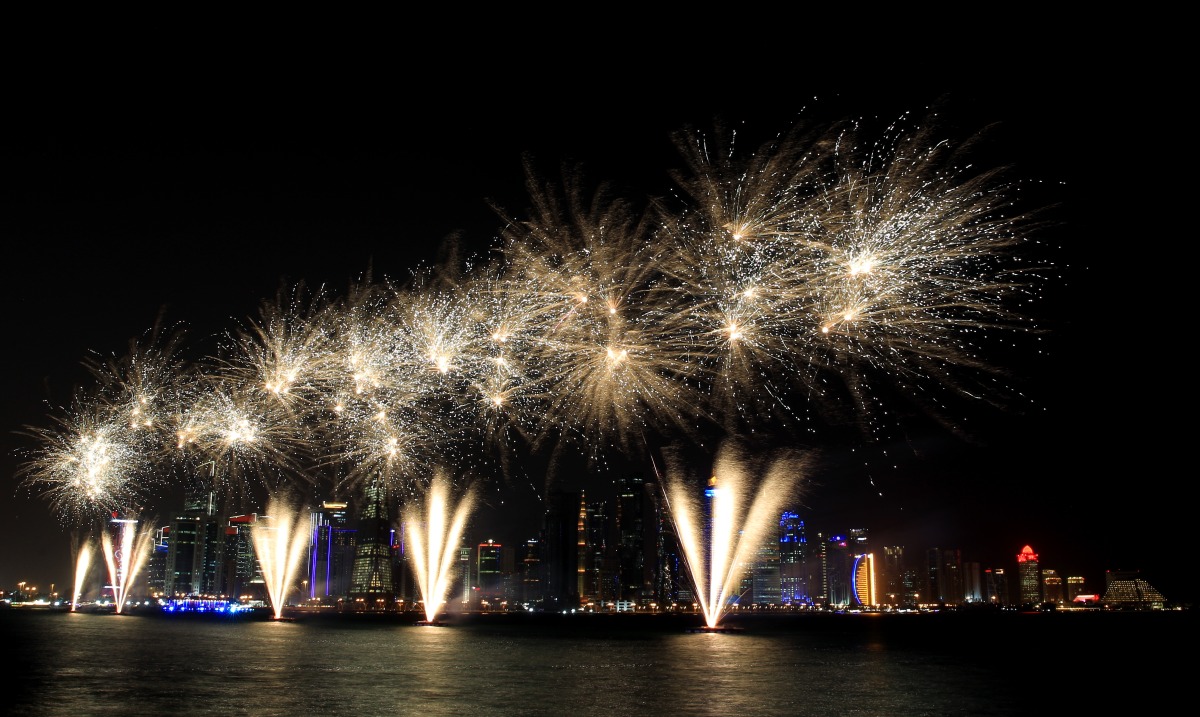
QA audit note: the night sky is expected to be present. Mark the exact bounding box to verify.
[3,75,1172,604]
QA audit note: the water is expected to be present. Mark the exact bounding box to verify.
[2,609,1187,716]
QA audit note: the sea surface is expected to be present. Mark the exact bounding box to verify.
[1,608,1188,716]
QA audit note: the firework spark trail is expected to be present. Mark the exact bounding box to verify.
[251,495,312,620]
[100,516,154,614]
[402,471,476,623]
[662,440,807,628]
[71,540,91,611]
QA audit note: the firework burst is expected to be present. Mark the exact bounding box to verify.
[16,104,1057,532]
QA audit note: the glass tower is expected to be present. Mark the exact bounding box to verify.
[348,477,396,610]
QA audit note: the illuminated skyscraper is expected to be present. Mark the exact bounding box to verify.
[852,553,875,607]
[985,567,1009,605]
[224,513,258,600]
[477,540,503,607]
[1042,568,1065,604]
[577,492,588,603]
[308,500,354,604]
[520,536,543,606]
[806,532,828,606]
[458,542,471,608]
[1017,545,1041,606]
[834,529,870,607]
[749,538,781,606]
[778,512,807,605]
[826,534,853,607]
[348,477,396,610]
[163,489,225,598]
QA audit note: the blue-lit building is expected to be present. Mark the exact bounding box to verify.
[308,500,354,604]
[779,511,808,605]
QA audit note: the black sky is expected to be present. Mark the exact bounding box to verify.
[3,74,1175,603]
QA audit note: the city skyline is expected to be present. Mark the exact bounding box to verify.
[3,79,1175,604]
[8,459,1166,612]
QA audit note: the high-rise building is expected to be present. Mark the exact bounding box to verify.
[851,552,875,607]
[1016,545,1041,606]
[880,545,906,607]
[224,513,259,600]
[519,536,543,607]
[984,567,1009,606]
[827,534,855,607]
[779,512,808,605]
[542,488,581,610]
[308,501,354,604]
[1042,568,1065,604]
[806,531,828,606]
[923,548,964,605]
[146,526,169,599]
[348,477,396,610]
[749,538,781,606]
[576,491,588,603]
[583,498,617,608]
[963,561,983,603]
[457,542,472,609]
[476,540,503,607]
[657,509,686,607]
[617,474,659,606]
[163,489,225,598]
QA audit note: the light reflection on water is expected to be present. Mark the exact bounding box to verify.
[4,610,1183,716]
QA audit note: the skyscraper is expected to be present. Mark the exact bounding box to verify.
[542,488,581,610]
[476,540,503,608]
[925,548,964,605]
[617,473,660,607]
[806,531,828,607]
[778,511,808,605]
[828,528,869,608]
[880,545,906,607]
[348,477,396,610]
[1042,568,1065,605]
[583,498,617,608]
[308,500,354,604]
[852,552,875,607]
[163,489,225,598]
[1016,545,1041,607]
[519,536,543,607]
[749,537,781,606]
[985,567,1009,606]
[224,512,259,600]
